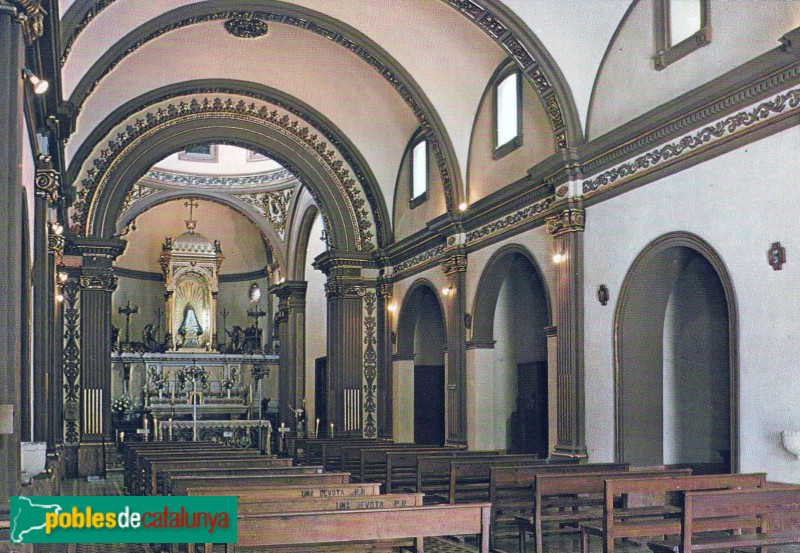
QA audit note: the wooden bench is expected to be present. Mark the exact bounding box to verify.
[159,465,323,495]
[207,502,492,552]
[237,492,425,515]
[647,486,800,553]
[186,482,383,500]
[168,471,351,495]
[123,442,232,493]
[416,453,506,501]
[488,463,628,549]
[352,445,469,484]
[517,468,692,553]
[579,472,768,553]
[301,438,388,466]
[145,454,293,495]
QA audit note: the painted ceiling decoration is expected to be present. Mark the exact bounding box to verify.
[224,12,269,39]
[71,94,378,253]
[61,2,464,212]
[143,167,297,189]
[66,81,391,248]
[237,187,294,240]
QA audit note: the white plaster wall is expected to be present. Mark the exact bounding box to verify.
[583,123,800,482]
[589,0,800,139]
[304,214,328,428]
[392,359,414,443]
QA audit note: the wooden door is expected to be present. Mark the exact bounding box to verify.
[314,356,327,436]
[414,365,445,445]
[513,361,548,456]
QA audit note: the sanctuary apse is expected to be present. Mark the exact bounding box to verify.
[2,0,800,528]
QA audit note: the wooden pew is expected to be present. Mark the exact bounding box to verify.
[169,471,351,496]
[187,482,383,500]
[579,472,768,553]
[647,486,800,553]
[382,449,502,493]
[417,453,505,501]
[209,502,492,552]
[448,456,582,504]
[488,463,628,549]
[301,438,387,466]
[159,466,323,495]
[123,442,231,493]
[237,492,425,515]
[517,468,692,553]
[350,445,463,483]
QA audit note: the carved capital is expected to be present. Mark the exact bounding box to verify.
[79,272,118,292]
[546,207,585,236]
[377,280,393,300]
[441,253,467,276]
[8,0,45,44]
[34,155,59,202]
[324,281,365,300]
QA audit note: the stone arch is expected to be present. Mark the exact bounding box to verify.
[116,189,285,271]
[615,231,739,471]
[471,244,552,343]
[441,0,583,148]
[67,80,391,248]
[63,1,465,210]
[73,96,378,254]
[396,279,448,359]
[291,204,321,282]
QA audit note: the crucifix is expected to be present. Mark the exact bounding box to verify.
[247,303,267,329]
[118,300,139,345]
[184,198,199,233]
[220,308,229,341]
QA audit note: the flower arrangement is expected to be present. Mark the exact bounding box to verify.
[147,367,168,392]
[221,367,238,391]
[177,364,208,391]
[111,395,132,415]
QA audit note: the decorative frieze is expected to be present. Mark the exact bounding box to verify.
[464,196,554,246]
[392,244,446,278]
[62,279,81,444]
[79,273,118,292]
[441,253,467,275]
[238,187,294,239]
[224,13,268,39]
[119,183,157,215]
[144,168,296,188]
[582,86,800,196]
[362,290,377,438]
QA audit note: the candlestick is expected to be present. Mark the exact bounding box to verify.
[315,418,320,438]
[168,418,173,441]
[153,416,158,441]
[330,422,334,438]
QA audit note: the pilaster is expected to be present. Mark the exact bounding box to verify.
[441,249,468,444]
[376,275,393,439]
[270,280,307,429]
[546,199,587,458]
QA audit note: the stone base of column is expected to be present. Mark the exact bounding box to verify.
[552,444,588,459]
[77,441,113,477]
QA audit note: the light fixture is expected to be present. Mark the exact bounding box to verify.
[387,303,398,313]
[58,272,68,284]
[22,69,49,95]
[55,293,64,303]
[441,287,453,296]
[458,202,468,212]
[50,222,64,236]
[552,252,566,264]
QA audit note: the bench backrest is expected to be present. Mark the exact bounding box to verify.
[169,472,350,495]
[537,468,692,496]
[160,466,322,495]
[187,482,382,499]
[237,492,425,515]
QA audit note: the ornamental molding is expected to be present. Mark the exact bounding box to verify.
[62,279,81,444]
[35,156,60,202]
[582,85,800,197]
[362,289,377,438]
[71,95,376,252]
[238,187,294,240]
[48,233,65,255]
[119,183,158,214]
[144,168,296,188]
[8,0,45,44]
[68,7,460,211]
[392,244,446,279]
[79,273,118,292]
[441,253,467,275]
[60,0,116,65]
[464,196,554,246]
[441,0,571,149]
[224,12,268,38]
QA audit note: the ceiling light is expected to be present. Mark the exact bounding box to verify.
[22,69,48,95]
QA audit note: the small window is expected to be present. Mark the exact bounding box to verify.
[493,69,522,159]
[653,0,710,70]
[411,139,428,206]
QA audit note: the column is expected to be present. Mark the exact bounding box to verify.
[313,252,374,438]
[271,281,306,430]
[546,200,587,458]
[0,5,24,512]
[376,277,393,439]
[441,251,468,444]
[74,237,126,476]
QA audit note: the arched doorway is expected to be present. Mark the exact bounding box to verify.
[396,282,447,445]
[615,233,738,472]
[472,246,551,455]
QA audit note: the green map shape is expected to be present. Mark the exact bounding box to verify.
[10,496,62,543]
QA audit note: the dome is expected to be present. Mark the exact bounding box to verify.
[172,231,216,255]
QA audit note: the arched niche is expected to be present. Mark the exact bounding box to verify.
[615,232,738,472]
[395,280,448,445]
[470,245,552,454]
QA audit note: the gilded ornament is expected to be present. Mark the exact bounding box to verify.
[546,207,585,236]
[224,14,268,38]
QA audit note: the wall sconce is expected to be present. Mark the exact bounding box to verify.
[458,202,468,212]
[464,313,472,329]
[55,292,64,303]
[50,222,64,236]
[22,68,49,95]
[58,271,68,284]
[597,284,609,306]
[441,286,453,296]
[387,303,398,313]
[768,242,786,270]
[552,251,566,264]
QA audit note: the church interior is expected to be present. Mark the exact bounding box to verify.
[2,0,800,551]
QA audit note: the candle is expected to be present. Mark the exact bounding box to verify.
[168,418,173,441]
[119,431,125,443]
[153,416,158,440]
[315,418,320,437]
[330,422,334,438]
[171,387,175,402]
[281,422,285,429]
[143,415,148,430]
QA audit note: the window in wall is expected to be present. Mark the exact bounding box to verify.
[410,139,428,207]
[178,143,218,162]
[494,70,522,159]
[654,0,710,70]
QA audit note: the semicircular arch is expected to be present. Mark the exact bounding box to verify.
[396,278,448,359]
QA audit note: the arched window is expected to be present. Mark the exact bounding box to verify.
[654,0,711,69]
[493,69,522,159]
[410,137,428,206]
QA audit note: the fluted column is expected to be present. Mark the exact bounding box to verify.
[271,281,307,429]
[376,277,393,439]
[546,200,587,458]
[0,6,25,512]
[441,251,468,444]
[74,237,125,475]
